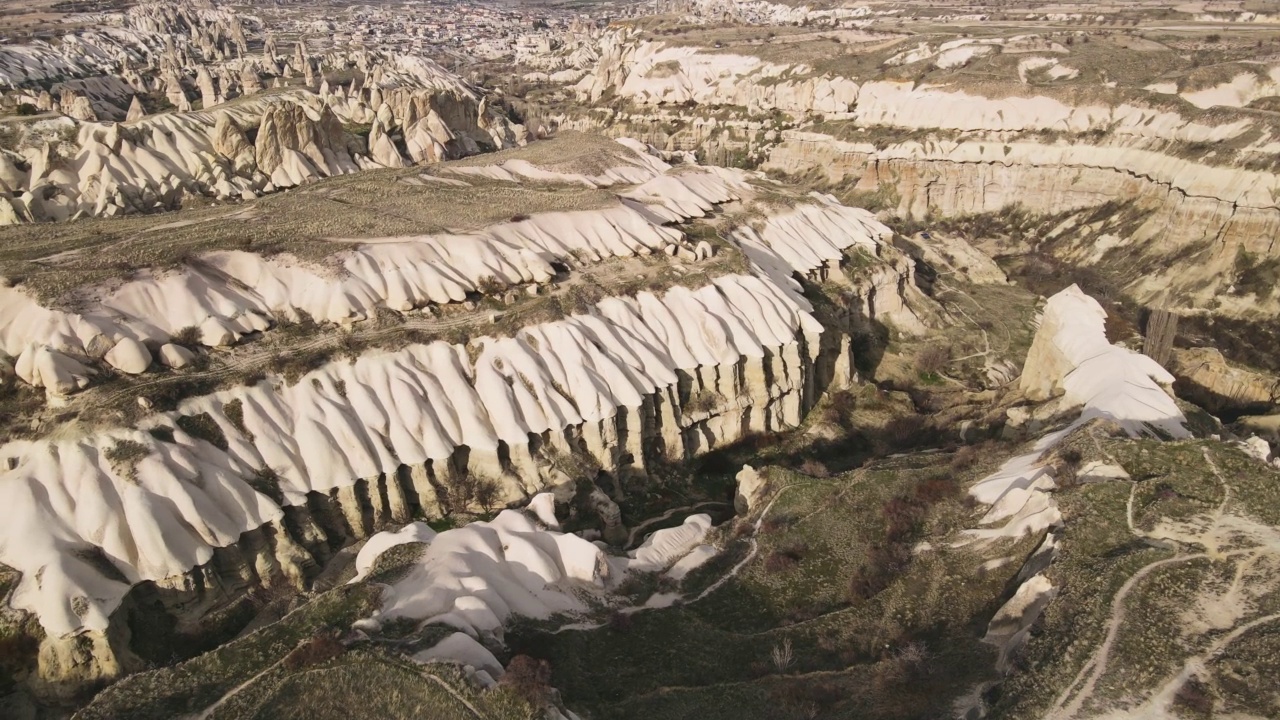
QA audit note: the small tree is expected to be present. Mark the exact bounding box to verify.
[915,344,951,378]
[474,477,501,515]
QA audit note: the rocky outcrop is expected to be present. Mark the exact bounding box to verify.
[1020,285,1184,435]
[124,96,145,122]
[733,464,766,514]
[0,177,923,693]
[211,113,255,176]
[0,156,730,368]
[577,33,859,117]
[969,286,1188,690]
[1,275,838,695]
[103,338,151,375]
[568,34,1280,321]
[0,55,529,223]
[764,129,1280,319]
[253,102,355,179]
[1172,347,1280,417]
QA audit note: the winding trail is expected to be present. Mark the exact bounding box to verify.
[625,501,728,548]
[549,479,816,635]
[1046,444,1279,720]
[1043,553,1208,720]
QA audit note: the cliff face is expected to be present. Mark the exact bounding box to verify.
[765,131,1280,317]
[576,34,859,117]
[567,33,1280,319]
[0,184,923,696]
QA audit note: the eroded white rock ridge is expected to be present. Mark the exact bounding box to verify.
[968,285,1187,672]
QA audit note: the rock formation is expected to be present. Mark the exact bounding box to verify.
[0,143,926,694]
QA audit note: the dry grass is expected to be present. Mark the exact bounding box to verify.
[1,140,621,308]
[442,130,647,178]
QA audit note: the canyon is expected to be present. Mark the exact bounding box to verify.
[3,2,1280,720]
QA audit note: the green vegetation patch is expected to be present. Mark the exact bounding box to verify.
[76,584,381,720]
[202,651,536,720]
[509,455,1031,720]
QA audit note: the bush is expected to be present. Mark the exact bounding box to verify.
[502,655,552,706]
[912,471,957,505]
[760,512,795,534]
[0,631,38,691]
[172,325,201,348]
[608,610,633,632]
[798,459,830,478]
[475,276,506,296]
[1172,678,1214,715]
[1055,447,1084,486]
[282,631,345,671]
[447,475,502,514]
[949,445,979,471]
[914,344,951,377]
[764,542,809,574]
[15,103,36,116]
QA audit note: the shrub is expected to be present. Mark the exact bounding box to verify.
[912,472,957,505]
[770,638,793,672]
[502,655,552,706]
[0,631,38,691]
[447,475,502,514]
[176,412,228,451]
[949,445,979,471]
[608,610,633,632]
[760,512,795,534]
[882,414,925,450]
[765,541,809,573]
[282,631,345,671]
[849,543,911,601]
[882,497,924,542]
[767,677,841,717]
[1172,678,1214,715]
[914,344,951,377]
[764,553,797,574]
[798,459,830,478]
[475,276,506,296]
[172,325,201,348]
[1054,447,1084,487]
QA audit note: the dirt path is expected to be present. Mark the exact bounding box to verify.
[421,671,487,719]
[625,501,728,548]
[191,653,292,720]
[1046,445,1280,719]
[550,480,816,635]
[1043,553,1208,720]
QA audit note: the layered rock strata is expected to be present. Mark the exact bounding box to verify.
[0,191,913,694]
